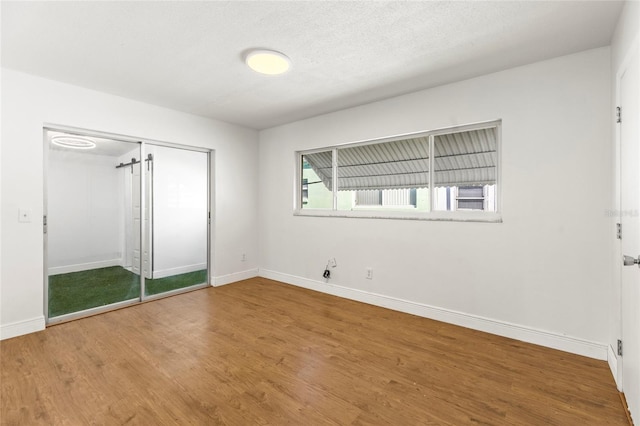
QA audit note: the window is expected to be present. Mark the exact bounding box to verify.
[457,186,489,211]
[355,189,417,208]
[301,153,332,209]
[297,121,500,221]
[302,179,309,205]
[433,185,496,211]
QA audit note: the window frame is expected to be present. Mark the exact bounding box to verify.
[294,120,502,222]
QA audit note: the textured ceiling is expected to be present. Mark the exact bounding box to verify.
[1,1,624,130]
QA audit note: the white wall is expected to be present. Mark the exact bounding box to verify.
[149,145,208,278]
[47,149,123,273]
[259,47,612,359]
[0,69,259,339]
[609,1,640,385]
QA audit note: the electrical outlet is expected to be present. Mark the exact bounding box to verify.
[241,253,247,262]
[328,258,337,268]
[366,268,373,279]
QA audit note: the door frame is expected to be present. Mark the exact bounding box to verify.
[43,123,214,324]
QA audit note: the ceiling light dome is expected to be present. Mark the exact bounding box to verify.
[51,135,96,150]
[245,49,291,75]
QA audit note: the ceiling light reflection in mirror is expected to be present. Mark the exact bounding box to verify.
[51,135,96,150]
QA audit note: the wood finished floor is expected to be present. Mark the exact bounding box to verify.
[1,277,629,425]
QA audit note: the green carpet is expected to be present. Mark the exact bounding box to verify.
[146,270,208,296]
[48,266,207,318]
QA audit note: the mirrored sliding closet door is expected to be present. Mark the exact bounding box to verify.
[143,145,209,298]
[45,130,210,323]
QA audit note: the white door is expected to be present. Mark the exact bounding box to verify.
[132,160,152,278]
[620,46,640,423]
[132,162,141,275]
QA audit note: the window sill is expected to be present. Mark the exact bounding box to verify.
[352,205,419,211]
[294,209,502,223]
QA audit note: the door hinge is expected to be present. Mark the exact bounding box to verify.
[43,215,47,234]
[616,106,622,123]
[617,223,622,239]
[618,339,623,356]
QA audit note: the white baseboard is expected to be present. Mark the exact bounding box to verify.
[214,268,259,287]
[0,316,46,340]
[153,263,207,279]
[49,259,121,275]
[608,344,621,390]
[259,269,608,361]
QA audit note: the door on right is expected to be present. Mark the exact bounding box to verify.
[620,45,640,424]
[143,144,209,298]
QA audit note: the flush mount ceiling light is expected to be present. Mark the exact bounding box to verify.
[51,135,96,150]
[245,49,291,75]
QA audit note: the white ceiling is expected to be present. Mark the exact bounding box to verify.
[2,1,624,130]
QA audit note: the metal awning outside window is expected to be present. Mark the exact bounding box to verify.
[303,127,497,191]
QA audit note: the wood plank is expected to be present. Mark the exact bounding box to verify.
[1,278,629,425]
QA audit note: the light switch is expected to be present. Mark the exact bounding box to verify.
[18,208,32,223]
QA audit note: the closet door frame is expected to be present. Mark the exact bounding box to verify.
[43,124,212,325]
